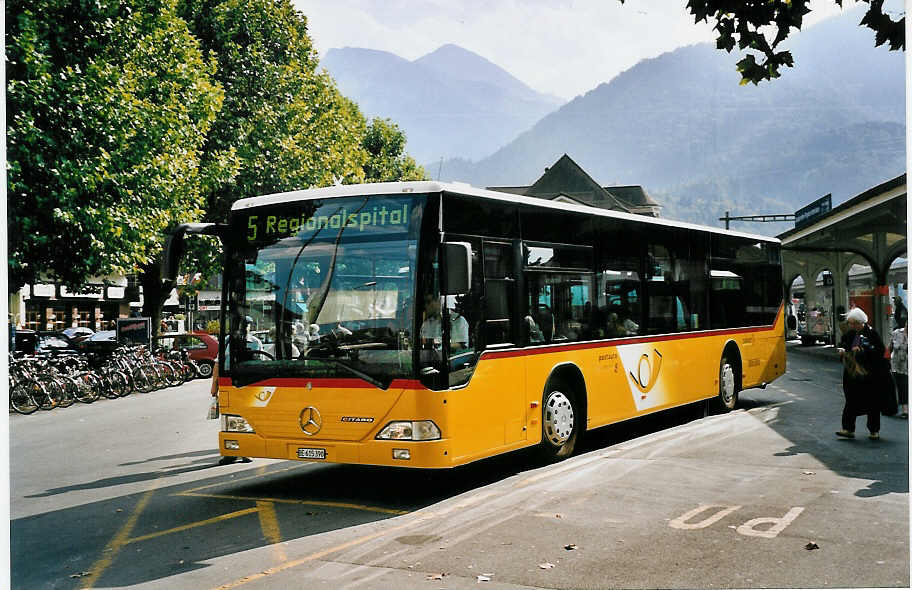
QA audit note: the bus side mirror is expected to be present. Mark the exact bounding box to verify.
[442,242,472,295]
[162,223,228,284]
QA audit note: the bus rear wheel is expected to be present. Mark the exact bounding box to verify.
[540,385,578,460]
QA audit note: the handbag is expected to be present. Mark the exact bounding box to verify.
[843,351,868,380]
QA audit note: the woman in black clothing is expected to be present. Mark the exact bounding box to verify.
[836,307,885,440]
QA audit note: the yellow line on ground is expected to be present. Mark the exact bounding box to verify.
[211,491,501,590]
[182,492,408,515]
[256,501,287,562]
[212,517,417,590]
[178,464,304,496]
[81,487,157,589]
[514,454,604,488]
[125,507,259,544]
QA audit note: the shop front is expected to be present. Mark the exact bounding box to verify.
[18,278,134,332]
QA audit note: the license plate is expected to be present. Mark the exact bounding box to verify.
[297,447,326,460]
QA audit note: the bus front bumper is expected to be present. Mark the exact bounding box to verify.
[218,432,454,468]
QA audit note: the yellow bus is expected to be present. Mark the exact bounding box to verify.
[164,181,786,467]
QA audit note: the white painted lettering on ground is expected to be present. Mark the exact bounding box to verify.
[736,507,805,539]
[670,505,805,538]
[669,505,743,530]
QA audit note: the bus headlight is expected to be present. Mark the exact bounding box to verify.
[376,420,441,441]
[222,414,255,433]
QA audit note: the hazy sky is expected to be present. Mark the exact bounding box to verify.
[294,0,858,100]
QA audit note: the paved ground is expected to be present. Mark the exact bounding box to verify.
[9,343,909,589]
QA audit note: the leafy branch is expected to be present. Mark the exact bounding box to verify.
[619,0,905,84]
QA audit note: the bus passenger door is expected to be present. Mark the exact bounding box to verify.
[440,237,525,453]
[481,240,526,444]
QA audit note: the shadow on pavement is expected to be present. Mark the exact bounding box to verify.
[12,402,722,589]
[25,459,221,498]
[12,342,907,588]
[744,342,908,499]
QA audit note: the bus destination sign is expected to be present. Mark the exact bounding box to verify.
[246,202,412,242]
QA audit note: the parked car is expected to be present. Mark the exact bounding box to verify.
[14,330,82,355]
[80,330,120,358]
[14,329,38,355]
[61,326,94,343]
[155,331,219,378]
[37,331,82,353]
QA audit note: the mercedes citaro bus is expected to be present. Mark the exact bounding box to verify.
[163,181,785,467]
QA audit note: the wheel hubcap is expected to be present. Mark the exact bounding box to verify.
[720,363,735,404]
[544,391,574,445]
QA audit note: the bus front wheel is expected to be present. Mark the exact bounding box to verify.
[540,385,578,460]
[711,355,739,413]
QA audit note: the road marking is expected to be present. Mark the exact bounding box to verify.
[179,464,304,495]
[81,487,157,589]
[256,501,287,561]
[737,507,805,538]
[126,507,259,544]
[669,505,743,530]
[515,454,605,487]
[211,491,501,589]
[180,492,408,515]
[212,515,424,589]
[670,505,806,539]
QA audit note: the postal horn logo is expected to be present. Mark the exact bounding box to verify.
[629,349,663,398]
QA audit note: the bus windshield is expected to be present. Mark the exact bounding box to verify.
[226,194,426,388]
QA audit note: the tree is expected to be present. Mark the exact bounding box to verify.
[619,0,905,84]
[7,0,227,301]
[175,0,425,300]
[361,118,426,183]
[9,0,428,338]
[174,0,370,290]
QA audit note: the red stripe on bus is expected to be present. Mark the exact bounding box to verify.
[485,323,779,360]
[219,377,424,389]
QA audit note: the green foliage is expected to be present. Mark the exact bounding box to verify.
[361,118,427,183]
[180,0,367,217]
[619,0,905,84]
[8,0,429,303]
[176,0,371,283]
[7,0,226,289]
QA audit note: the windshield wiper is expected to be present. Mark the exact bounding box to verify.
[297,354,390,390]
[306,197,370,326]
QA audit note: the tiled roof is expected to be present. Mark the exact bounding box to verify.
[487,154,661,216]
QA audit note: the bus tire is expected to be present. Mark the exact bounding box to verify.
[711,355,739,413]
[539,383,579,460]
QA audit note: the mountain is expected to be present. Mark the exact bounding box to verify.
[320,44,564,163]
[433,8,905,232]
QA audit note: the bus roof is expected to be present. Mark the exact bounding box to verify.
[232,181,780,244]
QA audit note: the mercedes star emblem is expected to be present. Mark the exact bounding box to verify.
[299,406,322,435]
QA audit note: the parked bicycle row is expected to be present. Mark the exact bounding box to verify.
[8,346,207,414]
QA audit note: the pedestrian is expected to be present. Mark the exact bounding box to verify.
[889,316,908,418]
[893,296,907,329]
[836,307,885,440]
